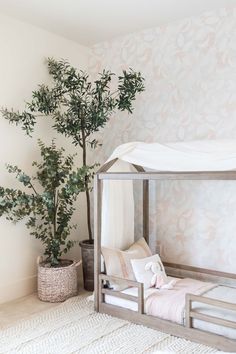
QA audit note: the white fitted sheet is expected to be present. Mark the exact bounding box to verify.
[105,281,236,340]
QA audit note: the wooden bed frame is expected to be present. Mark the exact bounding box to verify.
[94,159,236,352]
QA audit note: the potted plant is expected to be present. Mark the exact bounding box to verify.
[0,140,90,302]
[1,58,145,290]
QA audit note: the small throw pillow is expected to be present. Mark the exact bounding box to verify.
[102,237,152,286]
[131,254,167,289]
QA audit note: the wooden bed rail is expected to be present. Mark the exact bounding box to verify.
[164,262,236,280]
[99,274,144,314]
[185,293,236,330]
[164,262,236,288]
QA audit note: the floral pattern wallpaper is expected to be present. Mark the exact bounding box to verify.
[89,7,236,273]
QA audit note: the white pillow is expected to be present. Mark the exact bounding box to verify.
[102,237,152,290]
[131,254,166,289]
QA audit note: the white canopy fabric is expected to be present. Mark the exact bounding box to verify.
[101,140,236,250]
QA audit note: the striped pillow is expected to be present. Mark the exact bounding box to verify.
[102,237,152,285]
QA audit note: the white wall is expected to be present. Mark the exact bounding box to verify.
[0,14,89,304]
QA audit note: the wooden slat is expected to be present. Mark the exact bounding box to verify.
[138,282,144,314]
[101,288,138,303]
[99,272,104,305]
[185,294,192,328]
[164,262,236,280]
[187,293,236,311]
[131,164,150,243]
[94,176,102,311]
[190,311,236,329]
[98,171,236,181]
[100,275,144,312]
[186,293,236,330]
[132,164,145,172]
[96,158,118,173]
[165,268,236,288]
[94,174,98,311]
[143,180,149,243]
[99,273,140,288]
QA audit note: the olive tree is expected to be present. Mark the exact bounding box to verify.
[1,58,145,242]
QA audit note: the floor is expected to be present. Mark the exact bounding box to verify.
[0,280,88,329]
[0,294,217,354]
[0,293,59,328]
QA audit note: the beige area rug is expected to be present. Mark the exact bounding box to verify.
[0,295,218,354]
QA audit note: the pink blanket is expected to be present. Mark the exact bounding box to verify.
[145,278,216,324]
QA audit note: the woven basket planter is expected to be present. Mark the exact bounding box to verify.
[37,257,81,302]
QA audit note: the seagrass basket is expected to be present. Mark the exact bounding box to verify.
[37,257,81,302]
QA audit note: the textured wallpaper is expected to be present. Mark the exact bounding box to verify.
[89,7,236,273]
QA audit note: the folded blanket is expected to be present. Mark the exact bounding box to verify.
[145,278,216,324]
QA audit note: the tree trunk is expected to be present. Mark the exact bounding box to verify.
[82,129,93,242]
[85,183,92,242]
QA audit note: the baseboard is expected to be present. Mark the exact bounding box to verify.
[0,274,37,304]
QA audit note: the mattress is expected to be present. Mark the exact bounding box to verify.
[104,279,236,340]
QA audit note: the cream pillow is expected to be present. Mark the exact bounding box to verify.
[131,254,166,289]
[102,237,152,286]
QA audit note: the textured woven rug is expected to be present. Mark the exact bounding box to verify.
[0,295,218,354]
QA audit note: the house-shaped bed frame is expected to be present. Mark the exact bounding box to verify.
[94,158,236,352]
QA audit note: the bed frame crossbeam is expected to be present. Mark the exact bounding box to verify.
[98,171,236,180]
